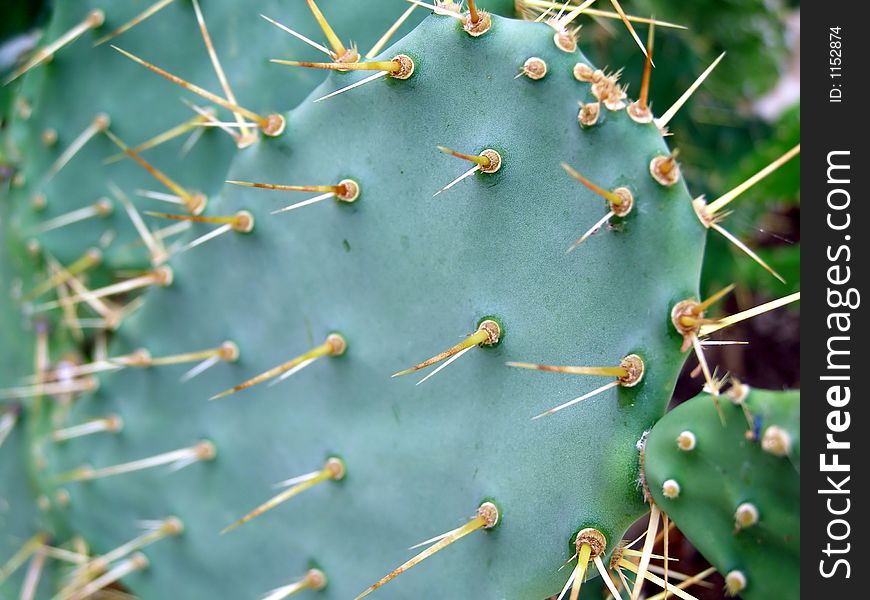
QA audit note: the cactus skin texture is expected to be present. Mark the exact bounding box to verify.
[0,255,55,597]
[17,11,706,599]
[1,407,52,597]
[2,0,460,271]
[643,388,800,599]
[0,2,798,600]
[2,3,451,593]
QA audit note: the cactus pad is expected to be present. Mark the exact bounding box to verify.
[15,11,710,599]
[0,2,804,599]
[643,387,800,599]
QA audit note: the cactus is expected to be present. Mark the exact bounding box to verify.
[1,2,800,599]
[1,405,50,597]
[2,0,472,271]
[642,386,800,599]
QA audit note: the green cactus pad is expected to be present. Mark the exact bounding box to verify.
[1,414,32,596]
[1,0,453,273]
[643,387,799,599]
[0,407,58,599]
[16,11,711,599]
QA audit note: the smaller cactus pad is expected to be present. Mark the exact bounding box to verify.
[643,387,799,599]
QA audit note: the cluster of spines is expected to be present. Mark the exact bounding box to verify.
[638,386,799,598]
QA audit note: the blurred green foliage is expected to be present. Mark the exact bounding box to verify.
[702,105,800,298]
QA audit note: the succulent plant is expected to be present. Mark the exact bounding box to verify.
[1,1,800,599]
[642,385,800,599]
